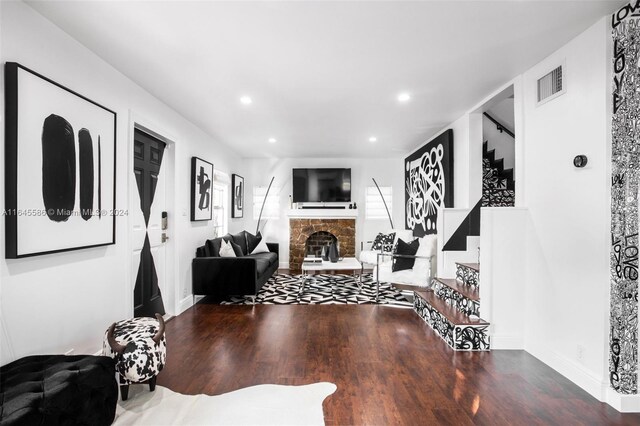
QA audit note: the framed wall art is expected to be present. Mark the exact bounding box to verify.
[4,62,117,258]
[232,174,244,218]
[191,157,213,221]
[404,129,454,236]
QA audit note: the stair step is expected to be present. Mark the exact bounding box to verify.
[415,290,487,326]
[413,290,491,351]
[456,262,479,272]
[433,278,479,301]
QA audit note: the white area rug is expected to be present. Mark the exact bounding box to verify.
[113,382,337,425]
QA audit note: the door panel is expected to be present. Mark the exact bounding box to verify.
[132,128,166,318]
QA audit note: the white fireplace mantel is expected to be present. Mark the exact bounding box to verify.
[286,209,358,219]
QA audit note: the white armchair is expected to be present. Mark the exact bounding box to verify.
[372,234,438,300]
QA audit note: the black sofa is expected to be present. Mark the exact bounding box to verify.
[193,231,279,299]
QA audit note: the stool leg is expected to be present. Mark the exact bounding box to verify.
[149,375,157,392]
[120,384,130,401]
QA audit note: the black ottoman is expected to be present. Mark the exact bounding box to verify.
[0,355,118,425]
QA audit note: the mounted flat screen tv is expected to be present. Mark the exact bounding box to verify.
[292,168,351,203]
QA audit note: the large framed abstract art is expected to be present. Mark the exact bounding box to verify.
[232,174,244,218]
[191,157,213,221]
[404,129,454,236]
[4,62,117,258]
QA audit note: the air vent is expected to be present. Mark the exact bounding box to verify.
[537,65,564,105]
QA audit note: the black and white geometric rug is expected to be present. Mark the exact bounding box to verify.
[220,273,413,308]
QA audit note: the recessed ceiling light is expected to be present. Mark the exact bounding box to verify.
[268,138,276,143]
[369,136,377,142]
[397,92,411,103]
[240,96,252,105]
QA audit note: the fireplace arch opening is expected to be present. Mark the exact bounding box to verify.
[305,231,337,257]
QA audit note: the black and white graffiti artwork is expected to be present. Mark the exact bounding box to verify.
[404,129,454,237]
[610,0,640,395]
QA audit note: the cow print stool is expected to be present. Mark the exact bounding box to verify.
[102,314,166,401]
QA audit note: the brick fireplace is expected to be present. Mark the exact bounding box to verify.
[289,218,355,272]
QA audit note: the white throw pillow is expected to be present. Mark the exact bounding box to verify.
[219,239,236,257]
[251,239,270,254]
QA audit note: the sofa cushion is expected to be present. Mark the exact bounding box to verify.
[245,231,262,254]
[252,257,272,276]
[246,252,278,267]
[229,231,249,255]
[251,238,270,254]
[205,237,224,257]
[196,246,207,258]
[392,238,419,272]
[220,239,243,257]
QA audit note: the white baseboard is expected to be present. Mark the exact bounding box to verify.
[490,334,524,349]
[527,346,607,402]
[178,295,194,314]
[279,262,289,270]
[606,388,640,412]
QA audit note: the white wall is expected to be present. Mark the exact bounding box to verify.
[242,157,403,268]
[520,17,611,400]
[479,208,527,349]
[0,1,246,364]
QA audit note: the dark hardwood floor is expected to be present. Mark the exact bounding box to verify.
[158,304,640,425]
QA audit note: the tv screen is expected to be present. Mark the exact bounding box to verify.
[292,168,351,203]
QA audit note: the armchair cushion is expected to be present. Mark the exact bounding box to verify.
[372,232,395,252]
[360,250,380,265]
[414,235,438,274]
[392,238,420,272]
[376,261,431,288]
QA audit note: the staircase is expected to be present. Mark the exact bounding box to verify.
[482,141,514,207]
[413,262,490,351]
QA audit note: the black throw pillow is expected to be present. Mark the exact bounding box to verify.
[372,232,395,252]
[229,240,244,257]
[392,238,420,272]
[205,237,224,257]
[245,231,262,254]
[229,231,249,255]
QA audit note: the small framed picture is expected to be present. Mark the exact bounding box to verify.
[232,174,244,218]
[191,157,213,221]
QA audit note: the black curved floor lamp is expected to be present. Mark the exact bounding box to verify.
[255,176,275,235]
[372,178,394,229]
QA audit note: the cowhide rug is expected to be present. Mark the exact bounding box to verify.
[113,382,337,425]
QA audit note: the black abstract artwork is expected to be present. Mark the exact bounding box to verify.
[404,129,454,236]
[78,128,94,221]
[41,114,76,222]
[191,157,213,221]
[4,62,116,258]
[610,1,640,395]
[232,174,244,218]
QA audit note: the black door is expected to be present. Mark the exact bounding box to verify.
[133,129,166,318]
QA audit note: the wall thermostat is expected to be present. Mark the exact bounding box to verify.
[573,155,588,168]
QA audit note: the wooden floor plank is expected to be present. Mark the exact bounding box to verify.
[157,304,640,425]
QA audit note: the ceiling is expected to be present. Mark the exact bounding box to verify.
[26,0,624,159]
